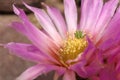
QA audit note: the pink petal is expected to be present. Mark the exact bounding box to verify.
[83,60,102,77]
[89,76,100,80]
[63,70,76,80]
[51,65,66,76]
[12,6,61,65]
[23,3,62,44]
[70,54,102,78]
[39,64,66,76]
[116,59,120,70]
[107,46,120,64]
[11,22,51,52]
[64,0,77,33]
[98,35,120,56]
[17,64,66,80]
[70,37,102,78]
[16,64,50,80]
[5,42,45,62]
[11,22,60,65]
[96,37,120,64]
[99,38,115,51]
[94,0,119,42]
[70,61,87,78]
[45,5,67,39]
[99,68,117,80]
[99,6,120,43]
[79,0,103,35]
[11,22,28,36]
[4,42,57,64]
[13,5,53,50]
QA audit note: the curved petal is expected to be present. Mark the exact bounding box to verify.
[79,0,103,35]
[11,22,28,36]
[107,47,120,64]
[98,38,120,52]
[63,70,76,80]
[39,64,66,76]
[94,0,119,42]
[13,5,58,49]
[51,65,66,76]
[16,64,66,80]
[99,68,117,80]
[64,0,77,33]
[70,61,87,78]
[45,5,67,39]
[16,64,50,80]
[12,5,61,65]
[4,42,56,64]
[70,37,102,78]
[98,33,120,54]
[98,7,120,44]
[97,35,120,64]
[70,53,102,78]
[23,3,62,44]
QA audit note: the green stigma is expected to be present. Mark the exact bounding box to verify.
[74,31,85,39]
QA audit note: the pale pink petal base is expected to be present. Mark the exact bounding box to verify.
[64,0,77,33]
[63,70,76,80]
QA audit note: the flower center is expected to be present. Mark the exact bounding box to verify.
[59,31,88,63]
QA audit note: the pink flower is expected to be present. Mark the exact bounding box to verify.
[3,0,120,80]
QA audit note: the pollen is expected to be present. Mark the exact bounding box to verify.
[59,32,88,63]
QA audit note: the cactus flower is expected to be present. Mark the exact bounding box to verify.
[3,0,120,80]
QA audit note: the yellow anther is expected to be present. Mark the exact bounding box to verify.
[59,36,88,63]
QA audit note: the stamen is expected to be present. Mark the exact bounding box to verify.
[59,31,88,63]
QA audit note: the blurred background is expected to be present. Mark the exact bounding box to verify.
[0,0,80,80]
